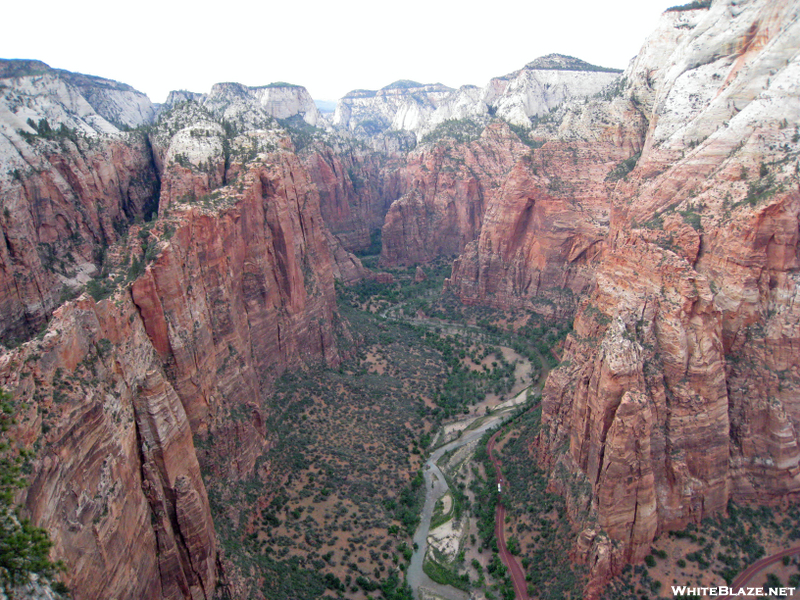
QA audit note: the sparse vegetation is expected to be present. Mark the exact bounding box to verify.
[606,152,641,181]
[602,500,800,599]
[420,119,485,145]
[491,406,588,599]
[19,118,79,144]
[665,0,711,11]
[0,389,64,596]
[507,122,545,149]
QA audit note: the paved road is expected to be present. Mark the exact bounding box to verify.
[720,546,800,599]
[487,428,530,600]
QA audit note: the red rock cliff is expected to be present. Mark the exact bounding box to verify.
[0,293,216,600]
[0,133,158,342]
[0,96,351,599]
[533,1,800,593]
[303,143,405,252]
[380,122,532,266]
[447,102,646,315]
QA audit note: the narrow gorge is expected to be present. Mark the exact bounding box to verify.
[1,1,799,599]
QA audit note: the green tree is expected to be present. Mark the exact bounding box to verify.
[0,389,61,595]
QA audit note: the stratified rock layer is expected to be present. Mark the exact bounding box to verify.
[380,122,532,266]
[0,83,348,600]
[131,154,342,433]
[447,99,647,315]
[2,294,215,600]
[528,1,800,594]
[303,143,404,252]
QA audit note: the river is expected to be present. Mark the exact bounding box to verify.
[406,407,517,600]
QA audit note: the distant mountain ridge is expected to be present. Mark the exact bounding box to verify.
[524,53,624,72]
[0,58,156,129]
[0,55,620,149]
[333,53,622,145]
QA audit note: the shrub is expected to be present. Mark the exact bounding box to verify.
[666,0,711,11]
[0,389,61,593]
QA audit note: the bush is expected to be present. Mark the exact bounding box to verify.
[606,152,641,181]
[0,389,61,593]
[665,0,711,11]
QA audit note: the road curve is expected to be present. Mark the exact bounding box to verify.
[720,546,800,599]
[487,429,530,600]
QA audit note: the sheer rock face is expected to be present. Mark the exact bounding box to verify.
[0,68,350,598]
[533,0,800,592]
[0,61,160,342]
[0,59,156,130]
[332,82,454,138]
[379,122,533,266]
[541,241,730,568]
[0,135,159,342]
[0,149,345,600]
[480,55,621,128]
[446,100,647,315]
[302,145,404,252]
[132,154,342,433]
[0,295,215,600]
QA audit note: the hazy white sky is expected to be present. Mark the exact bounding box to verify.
[2,0,680,103]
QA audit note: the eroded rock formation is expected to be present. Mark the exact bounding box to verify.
[2,2,800,597]
[0,62,160,342]
[380,122,532,266]
[531,0,800,593]
[0,75,353,599]
[1,294,215,600]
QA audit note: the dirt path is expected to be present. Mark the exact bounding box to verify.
[488,428,530,600]
[719,546,800,599]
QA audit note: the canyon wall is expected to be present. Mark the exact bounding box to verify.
[164,81,323,128]
[302,143,405,252]
[0,62,160,343]
[1,293,216,600]
[379,122,531,266]
[2,2,800,597]
[447,98,647,314]
[530,0,800,593]
[0,75,355,599]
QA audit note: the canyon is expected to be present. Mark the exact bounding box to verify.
[0,0,799,598]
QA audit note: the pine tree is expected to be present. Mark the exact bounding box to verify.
[0,389,60,596]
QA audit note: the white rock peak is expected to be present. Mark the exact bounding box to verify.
[163,81,324,129]
[333,54,622,141]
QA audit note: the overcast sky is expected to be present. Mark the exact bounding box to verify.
[2,0,680,103]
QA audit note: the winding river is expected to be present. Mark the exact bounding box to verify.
[406,410,511,600]
[381,307,547,599]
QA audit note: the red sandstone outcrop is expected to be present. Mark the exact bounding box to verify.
[0,294,215,600]
[0,85,354,599]
[447,102,647,315]
[0,61,161,343]
[0,133,158,342]
[131,153,343,434]
[303,143,405,252]
[541,239,729,568]
[533,0,800,594]
[380,122,532,266]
